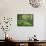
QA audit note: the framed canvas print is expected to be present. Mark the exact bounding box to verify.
[17,14,33,26]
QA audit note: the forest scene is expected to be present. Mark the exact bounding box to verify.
[17,14,33,26]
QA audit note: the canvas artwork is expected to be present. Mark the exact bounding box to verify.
[17,14,33,26]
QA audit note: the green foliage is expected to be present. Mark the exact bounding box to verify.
[17,14,33,26]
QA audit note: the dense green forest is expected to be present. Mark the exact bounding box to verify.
[17,14,33,26]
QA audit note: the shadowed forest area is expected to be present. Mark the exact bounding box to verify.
[17,14,33,26]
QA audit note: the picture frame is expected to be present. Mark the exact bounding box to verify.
[17,14,33,26]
